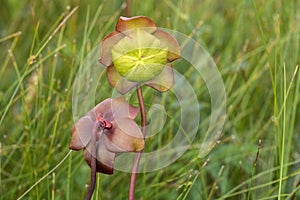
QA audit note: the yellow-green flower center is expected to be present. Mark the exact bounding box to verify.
[112,29,168,82]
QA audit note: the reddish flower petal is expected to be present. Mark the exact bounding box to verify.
[145,63,174,92]
[69,116,94,150]
[84,138,115,174]
[106,65,138,94]
[87,98,113,121]
[153,30,180,61]
[99,31,124,67]
[88,98,139,122]
[110,98,140,120]
[104,118,144,153]
[116,16,157,35]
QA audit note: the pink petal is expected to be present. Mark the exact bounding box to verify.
[87,98,139,124]
[99,31,124,67]
[104,118,144,153]
[153,30,180,61]
[83,137,115,174]
[106,65,138,94]
[69,116,94,150]
[87,98,113,121]
[110,97,139,120]
[145,64,174,92]
[116,16,157,35]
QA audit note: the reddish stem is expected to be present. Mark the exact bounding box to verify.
[124,0,131,17]
[137,86,147,128]
[129,86,146,200]
[85,124,102,200]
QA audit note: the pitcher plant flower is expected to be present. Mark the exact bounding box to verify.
[70,97,144,174]
[99,16,180,94]
[71,15,181,200]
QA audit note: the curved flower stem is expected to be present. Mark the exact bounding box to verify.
[124,0,131,17]
[85,124,103,200]
[137,86,147,128]
[129,86,146,200]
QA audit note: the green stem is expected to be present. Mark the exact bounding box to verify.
[278,64,287,200]
[129,86,146,200]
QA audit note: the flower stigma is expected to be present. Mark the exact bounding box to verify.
[96,116,113,130]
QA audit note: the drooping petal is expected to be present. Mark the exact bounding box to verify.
[88,97,139,122]
[110,97,140,120]
[153,30,180,61]
[116,16,157,35]
[104,118,144,153]
[145,63,174,92]
[69,116,94,150]
[106,65,138,94]
[87,98,113,121]
[83,137,115,174]
[99,31,124,67]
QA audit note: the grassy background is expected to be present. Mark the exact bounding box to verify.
[1,0,300,199]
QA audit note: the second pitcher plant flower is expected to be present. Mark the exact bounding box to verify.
[99,16,180,94]
[70,97,145,174]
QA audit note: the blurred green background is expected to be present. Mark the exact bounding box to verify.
[0,0,299,199]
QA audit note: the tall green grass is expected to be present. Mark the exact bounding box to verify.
[0,0,299,199]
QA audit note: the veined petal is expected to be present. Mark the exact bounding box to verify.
[69,116,94,150]
[87,98,113,121]
[84,138,115,174]
[88,97,139,122]
[153,30,180,61]
[110,97,140,120]
[106,65,138,94]
[116,16,157,35]
[145,63,174,92]
[104,118,144,153]
[99,31,124,67]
